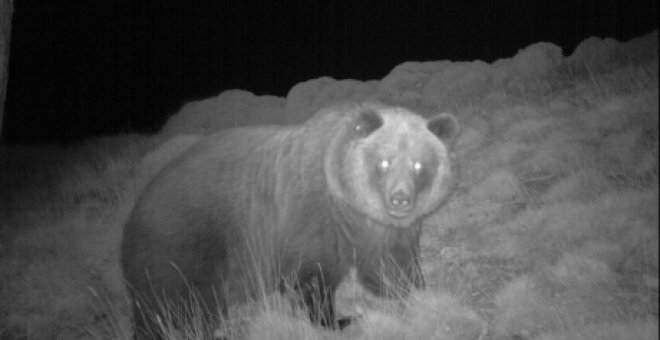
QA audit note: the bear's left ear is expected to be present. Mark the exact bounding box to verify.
[352,109,383,138]
[427,113,460,147]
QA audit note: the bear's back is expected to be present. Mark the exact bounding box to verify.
[129,125,294,235]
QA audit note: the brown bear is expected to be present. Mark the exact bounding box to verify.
[120,101,460,339]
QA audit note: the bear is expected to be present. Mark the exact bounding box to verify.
[120,101,460,339]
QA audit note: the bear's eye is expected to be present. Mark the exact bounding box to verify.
[413,161,423,172]
[379,159,390,170]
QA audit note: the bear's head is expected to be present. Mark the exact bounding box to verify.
[326,103,460,228]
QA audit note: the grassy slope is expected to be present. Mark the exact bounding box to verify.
[0,32,657,339]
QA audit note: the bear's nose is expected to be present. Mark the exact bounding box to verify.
[390,192,411,208]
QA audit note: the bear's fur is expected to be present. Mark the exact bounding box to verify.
[120,102,460,339]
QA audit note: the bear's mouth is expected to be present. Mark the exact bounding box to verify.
[387,207,412,218]
[384,192,415,218]
[385,201,414,218]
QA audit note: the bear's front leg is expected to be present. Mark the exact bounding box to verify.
[300,277,336,328]
[283,266,354,330]
[356,241,425,298]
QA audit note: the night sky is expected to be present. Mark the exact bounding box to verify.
[2,0,658,144]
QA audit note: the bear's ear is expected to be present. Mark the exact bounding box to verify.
[427,113,460,146]
[352,109,383,137]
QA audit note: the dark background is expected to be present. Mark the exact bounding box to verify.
[2,0,658,144]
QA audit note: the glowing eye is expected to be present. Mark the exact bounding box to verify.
[380,160,390,169]
[413,162,423,171]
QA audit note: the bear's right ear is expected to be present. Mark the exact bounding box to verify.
[427,113,460,146]
[352,109,383,137]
